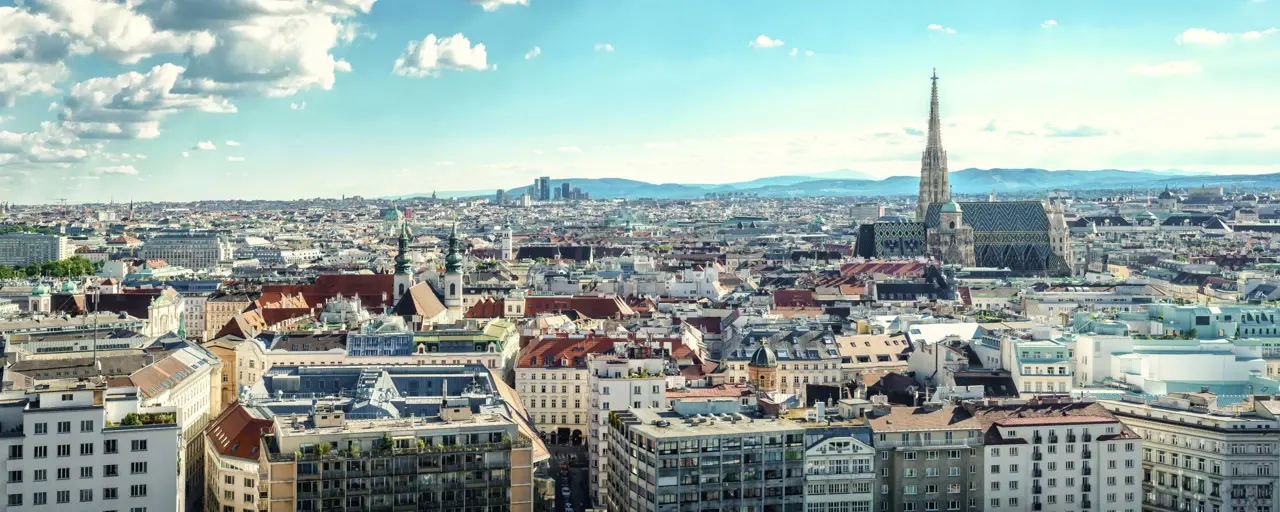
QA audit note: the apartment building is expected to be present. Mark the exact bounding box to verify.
[967,397,1142,512]
[802,413,876,512]
[1008,339,1074,395]
[867,403,986,512]
[130,344,224,510]
[0,233,71,267]
[205,293,253,341]
[203,334,272,409]
[604,405,808,512]
[204,403,273,512]
[587,350,671,505]
[261,403,537,512]
[0,380,182,512]
[1101,393,1280,512]
[139,229,232,270]
[719,325,844,402]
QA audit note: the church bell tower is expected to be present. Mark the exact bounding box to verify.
[917,68,951,221]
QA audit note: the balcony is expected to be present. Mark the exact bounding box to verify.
[1032,503,1042,511]
[1033,486,1042,495]
[1082,483,1092,493]
[1083,433,1093,442]
[1032,451,1042,461]
[1048,434,1059,443]
[1067,435,1077,443]
[1033,468,1042,478]
[1082,500,1092,509]
[1082,448,1092,458]
[1033,435,1043,444]
[1082,467,1092,476]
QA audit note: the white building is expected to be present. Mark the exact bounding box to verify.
[969,398,1142,512]
[587,351,670,505]
[1101,393,1280,512]
[0,233,72,267]
[803,419,876,512]
[139,230,231,270]
[180,293,208,341]
[0,380,182,512]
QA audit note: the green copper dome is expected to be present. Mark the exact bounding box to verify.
[444,222,463,274]
[748,345,778,368]
[940,199,962,214]
[30,283,49,296]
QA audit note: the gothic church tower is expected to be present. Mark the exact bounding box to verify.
[917,68,951,221]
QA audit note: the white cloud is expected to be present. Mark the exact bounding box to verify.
[290,101,307,110]
[225,140,241,147]
[748,35,785,48]
[1041,20,1058,28]
[393,34,488,77]
[789,48,797,56]
[1132,60,1202,76]
[226,155,245,162]
[557,145,583,153]
[805,50,814,56]
[470,0,528,12]
[524,46,541,60]
[1175,27,1275,45]
[181,151,189,157]
[0,122,89,168]
[57,63,236,140]
[193,141,216,150]
[927,24,957,35]
[0,116,13,124]
[24,0,216,64]
[594,43,614,52]
[95,165,138,175]
[436,161,455,166]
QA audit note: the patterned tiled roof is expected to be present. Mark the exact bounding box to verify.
[924,201,1050,232]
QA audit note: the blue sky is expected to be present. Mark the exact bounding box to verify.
[1,0,1278,203]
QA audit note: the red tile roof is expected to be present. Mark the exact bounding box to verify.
[465,296,505,318]
[840,261,924,278]
[774,289,815,307]
[205,403,273,461]
[518,333,692,369]
[262,274,394,312]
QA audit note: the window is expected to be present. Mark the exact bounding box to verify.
[130,462,147,474]
[80,489,93,502]
[34,469,45,481]
[57,468,70,480]
[130,485,147,497]
[61,393,73,401]
[7,494,21,507]
[57,421,71,433]
[81,443,94,456]
[80,420,94,432]
[81,466,93,478]
[57,490,70,504]
[104,439,118,454]
[57,444,70,457]
[35,423,47,435]
[33,446,46,458]
[8,445,22,460]
[6,470,20,483]
[131,440,147,452]
[225,475,234,485]
[33,492,46,505]
[104,464,119,477]
[104,488,118,500]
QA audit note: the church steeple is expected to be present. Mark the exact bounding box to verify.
[444,220,462,275]
[917,67,951,221]
[394,215,411,275]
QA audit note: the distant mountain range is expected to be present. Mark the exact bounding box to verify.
[393,168,1278,200]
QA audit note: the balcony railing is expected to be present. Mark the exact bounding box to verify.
[1032,486,1042,495]
[1067,435,1077,443]
[1082,466,1092,476]
[1032,468,1042,478]
[1083,433,1093,442]
[1033,435,1043,444]
[1032,503,1042,511]
[1048,435,1058,443]
[1082,448,1092,458]
[1082,483,1092,492]
[1032,451,1042,461]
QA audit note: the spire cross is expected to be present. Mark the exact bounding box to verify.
[932,67,937,81]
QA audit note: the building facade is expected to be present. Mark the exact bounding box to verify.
[916,69,950,222]
[868,404,986,512]
[140,229,232,270]
[587,352,670,505]
[0,233,72,267]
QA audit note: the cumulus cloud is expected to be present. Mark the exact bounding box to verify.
[225,140,241,147]
[593,43,614,52]
[805,50,814,56]
[0,122,90,168]
[557,146,583,153]
[1132,61,1202,76]
[748,35,785,48]
[1041,20,1058,28]
[470,0,528,12]
[226,155,245,162]
[95,165,138,175]
[1176,27,1275,45]
[393,34,488,77]
[927,24,957,35]
[192,141,216,150]
[181,151,189,157]
[290,101,307,110]
[56,63,236,141]
[524,46,541,60]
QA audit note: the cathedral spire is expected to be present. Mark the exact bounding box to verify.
[927,68,943,152]
[917,67,950,221]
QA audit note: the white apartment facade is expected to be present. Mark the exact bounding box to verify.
[1101,395,1280,512]
[515,362,589,446]
[139,229,231,270]
[0,233,71,267]
[0,381,182,512]
[804,431,876,512]
[586,353,669,505]
[973,402,1142,512]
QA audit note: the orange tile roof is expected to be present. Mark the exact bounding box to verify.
[205,403,272,461]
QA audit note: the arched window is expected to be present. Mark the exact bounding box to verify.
[398,283,405,296]
[449,283,457,296]
[949,221,956,229]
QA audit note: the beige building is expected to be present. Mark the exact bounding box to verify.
[204,334,272,409]
[205,403,274,512]
[206,293,254,341]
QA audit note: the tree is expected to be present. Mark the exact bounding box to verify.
[1187,328,1198,339]
[121,413,142,426]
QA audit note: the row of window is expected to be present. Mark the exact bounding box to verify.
[8,463,146,482]
[8,439,146,459]
[31,420,95,435]
[5,485,147,506]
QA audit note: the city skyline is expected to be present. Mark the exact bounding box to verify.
[2,0,1279,203]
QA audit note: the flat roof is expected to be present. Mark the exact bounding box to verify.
[622,409,803,439]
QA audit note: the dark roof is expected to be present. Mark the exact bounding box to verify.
[748,345,778,368]
[924,201,1050,232]
[951,371,1020,398]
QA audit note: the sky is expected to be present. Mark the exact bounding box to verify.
[1,0,1279,203]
